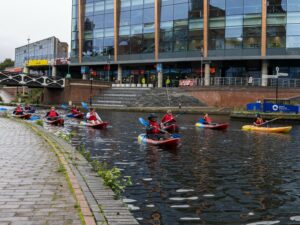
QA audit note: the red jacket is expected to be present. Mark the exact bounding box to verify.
[161,114,175,124]
[16,106,23,113]
[71,108,79,114]
[147,121,160,134]
[204,116,212,124]
[87,112,97,121]
[47,110,59,118]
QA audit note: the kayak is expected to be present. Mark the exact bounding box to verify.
[67,113,84,119]
[80,121,108,129]
[13,114,31,120]
[242,125,292,133]
[46,117,64,126]
[163,124,179,133]
[138,134,180,147]
[25,109,36,114]
[195,122,229,130]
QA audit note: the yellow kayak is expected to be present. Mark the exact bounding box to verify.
[242,125,292,133]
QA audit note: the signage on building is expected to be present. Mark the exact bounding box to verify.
[179,79,197,87]
[156,63,162,73]
[81,66,89,74]
[4,67,23,73]
[27,59,49,66]
[55,58,69,65]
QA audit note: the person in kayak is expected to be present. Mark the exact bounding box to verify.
[199,113,212,124]
[13,103,24,115]
[24,104,33,111]
[45,106,60,120]
[161,110,176,127]
[86,108,102,124]
[71,105,80,115]
[147,114,167,140]
[254,114,264,126]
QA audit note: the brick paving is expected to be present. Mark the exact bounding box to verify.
[0,118,81,225]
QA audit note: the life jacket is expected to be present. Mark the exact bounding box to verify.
[88,112,97,121]
[71,108,79,114]
[204,116,212,124]
[48,110,58,118]
[148,121,160,134]
[16,106,23,113]
[161,114,175,124]
[255,118,264,125]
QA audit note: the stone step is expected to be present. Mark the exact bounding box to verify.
[103,94,137,97]
[92,104,126,108]
[95,100,123,104]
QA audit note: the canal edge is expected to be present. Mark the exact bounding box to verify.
[16,120,139,225]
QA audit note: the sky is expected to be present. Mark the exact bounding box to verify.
[0,0,72,62]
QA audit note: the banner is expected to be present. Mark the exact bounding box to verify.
[179,79,197,87]
[27,59,49,66]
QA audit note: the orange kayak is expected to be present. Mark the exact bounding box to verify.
[242,125,292,133]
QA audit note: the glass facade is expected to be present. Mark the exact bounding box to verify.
[70,0,300,64]
[209,0,261,51]
[159,0,203,53]
[118,0,155,55]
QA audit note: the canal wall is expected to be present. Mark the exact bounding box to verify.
[187,87,300,108]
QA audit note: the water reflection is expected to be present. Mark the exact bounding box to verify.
[32,110,300,225]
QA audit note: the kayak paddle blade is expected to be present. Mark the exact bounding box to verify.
[81,102,89,110]
[139,117,149,127]
[61,104,69,109]
[171,133,181,138]
[0,108,8,111]
[29,115,40,121]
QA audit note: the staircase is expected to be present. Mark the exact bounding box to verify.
[92,87,205,108]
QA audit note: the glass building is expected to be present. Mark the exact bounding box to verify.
[71,0,300,86]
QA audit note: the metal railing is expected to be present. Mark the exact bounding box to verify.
[205,77,300,88]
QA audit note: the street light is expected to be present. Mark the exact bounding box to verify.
[275,66,288,104]
[90,76,93,106]
[26,38,30,73]
[200,47,203,86]
[107,54,111,82]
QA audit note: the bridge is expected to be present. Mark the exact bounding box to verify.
[0,71,65,88]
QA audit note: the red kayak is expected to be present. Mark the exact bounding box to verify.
[13,114,31,120]
[80,121,108,129]
[46,117,64,126]
[163,124,179,133]
[195,122,229,130]
[138,134,180,147]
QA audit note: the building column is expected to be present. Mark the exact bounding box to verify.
[155,0,161,61]
[204,63,210,86]
[117,65,122,83]
[52,65,57,77]
[23,67,29,74]
[261,61,268,87]
[158,71,163,88]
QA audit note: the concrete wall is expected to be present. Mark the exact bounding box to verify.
[187,87,300,108]
[43,79,110,105]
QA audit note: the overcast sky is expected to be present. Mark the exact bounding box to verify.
[0,0,72,62]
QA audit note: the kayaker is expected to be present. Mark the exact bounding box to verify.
[254,114,264,126]
[86,108,102,124]
[199,113,212,124]
[146,114,166,140]
[45,106,60,120]
[71,105,80,115]
[13,103,24,115]
[161,110,176,127]
[24,104,32,111]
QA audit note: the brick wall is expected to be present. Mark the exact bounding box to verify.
[187,87,300,108]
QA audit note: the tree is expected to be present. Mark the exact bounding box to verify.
[0,58,14,71]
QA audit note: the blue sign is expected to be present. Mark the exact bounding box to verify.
[156,63,162,72]
[263,103,300,113]
[81,66,89,74]
[246,103,262,111]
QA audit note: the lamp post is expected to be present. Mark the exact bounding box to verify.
[200,47,203,86]
[90,69,94,106]
[26,38,30,73]
[274,66,288,104]
[107,54,111,82]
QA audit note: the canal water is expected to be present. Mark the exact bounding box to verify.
[45,110,300,225]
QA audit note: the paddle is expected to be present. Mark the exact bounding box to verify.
[255,117,281,127]
[61,104,69,110]
[81,102,89,111]
[138,117,180,138]
[29,115,41,121]
[0,107,7,111]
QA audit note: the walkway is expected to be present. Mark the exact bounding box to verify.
[0,118,81,225]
